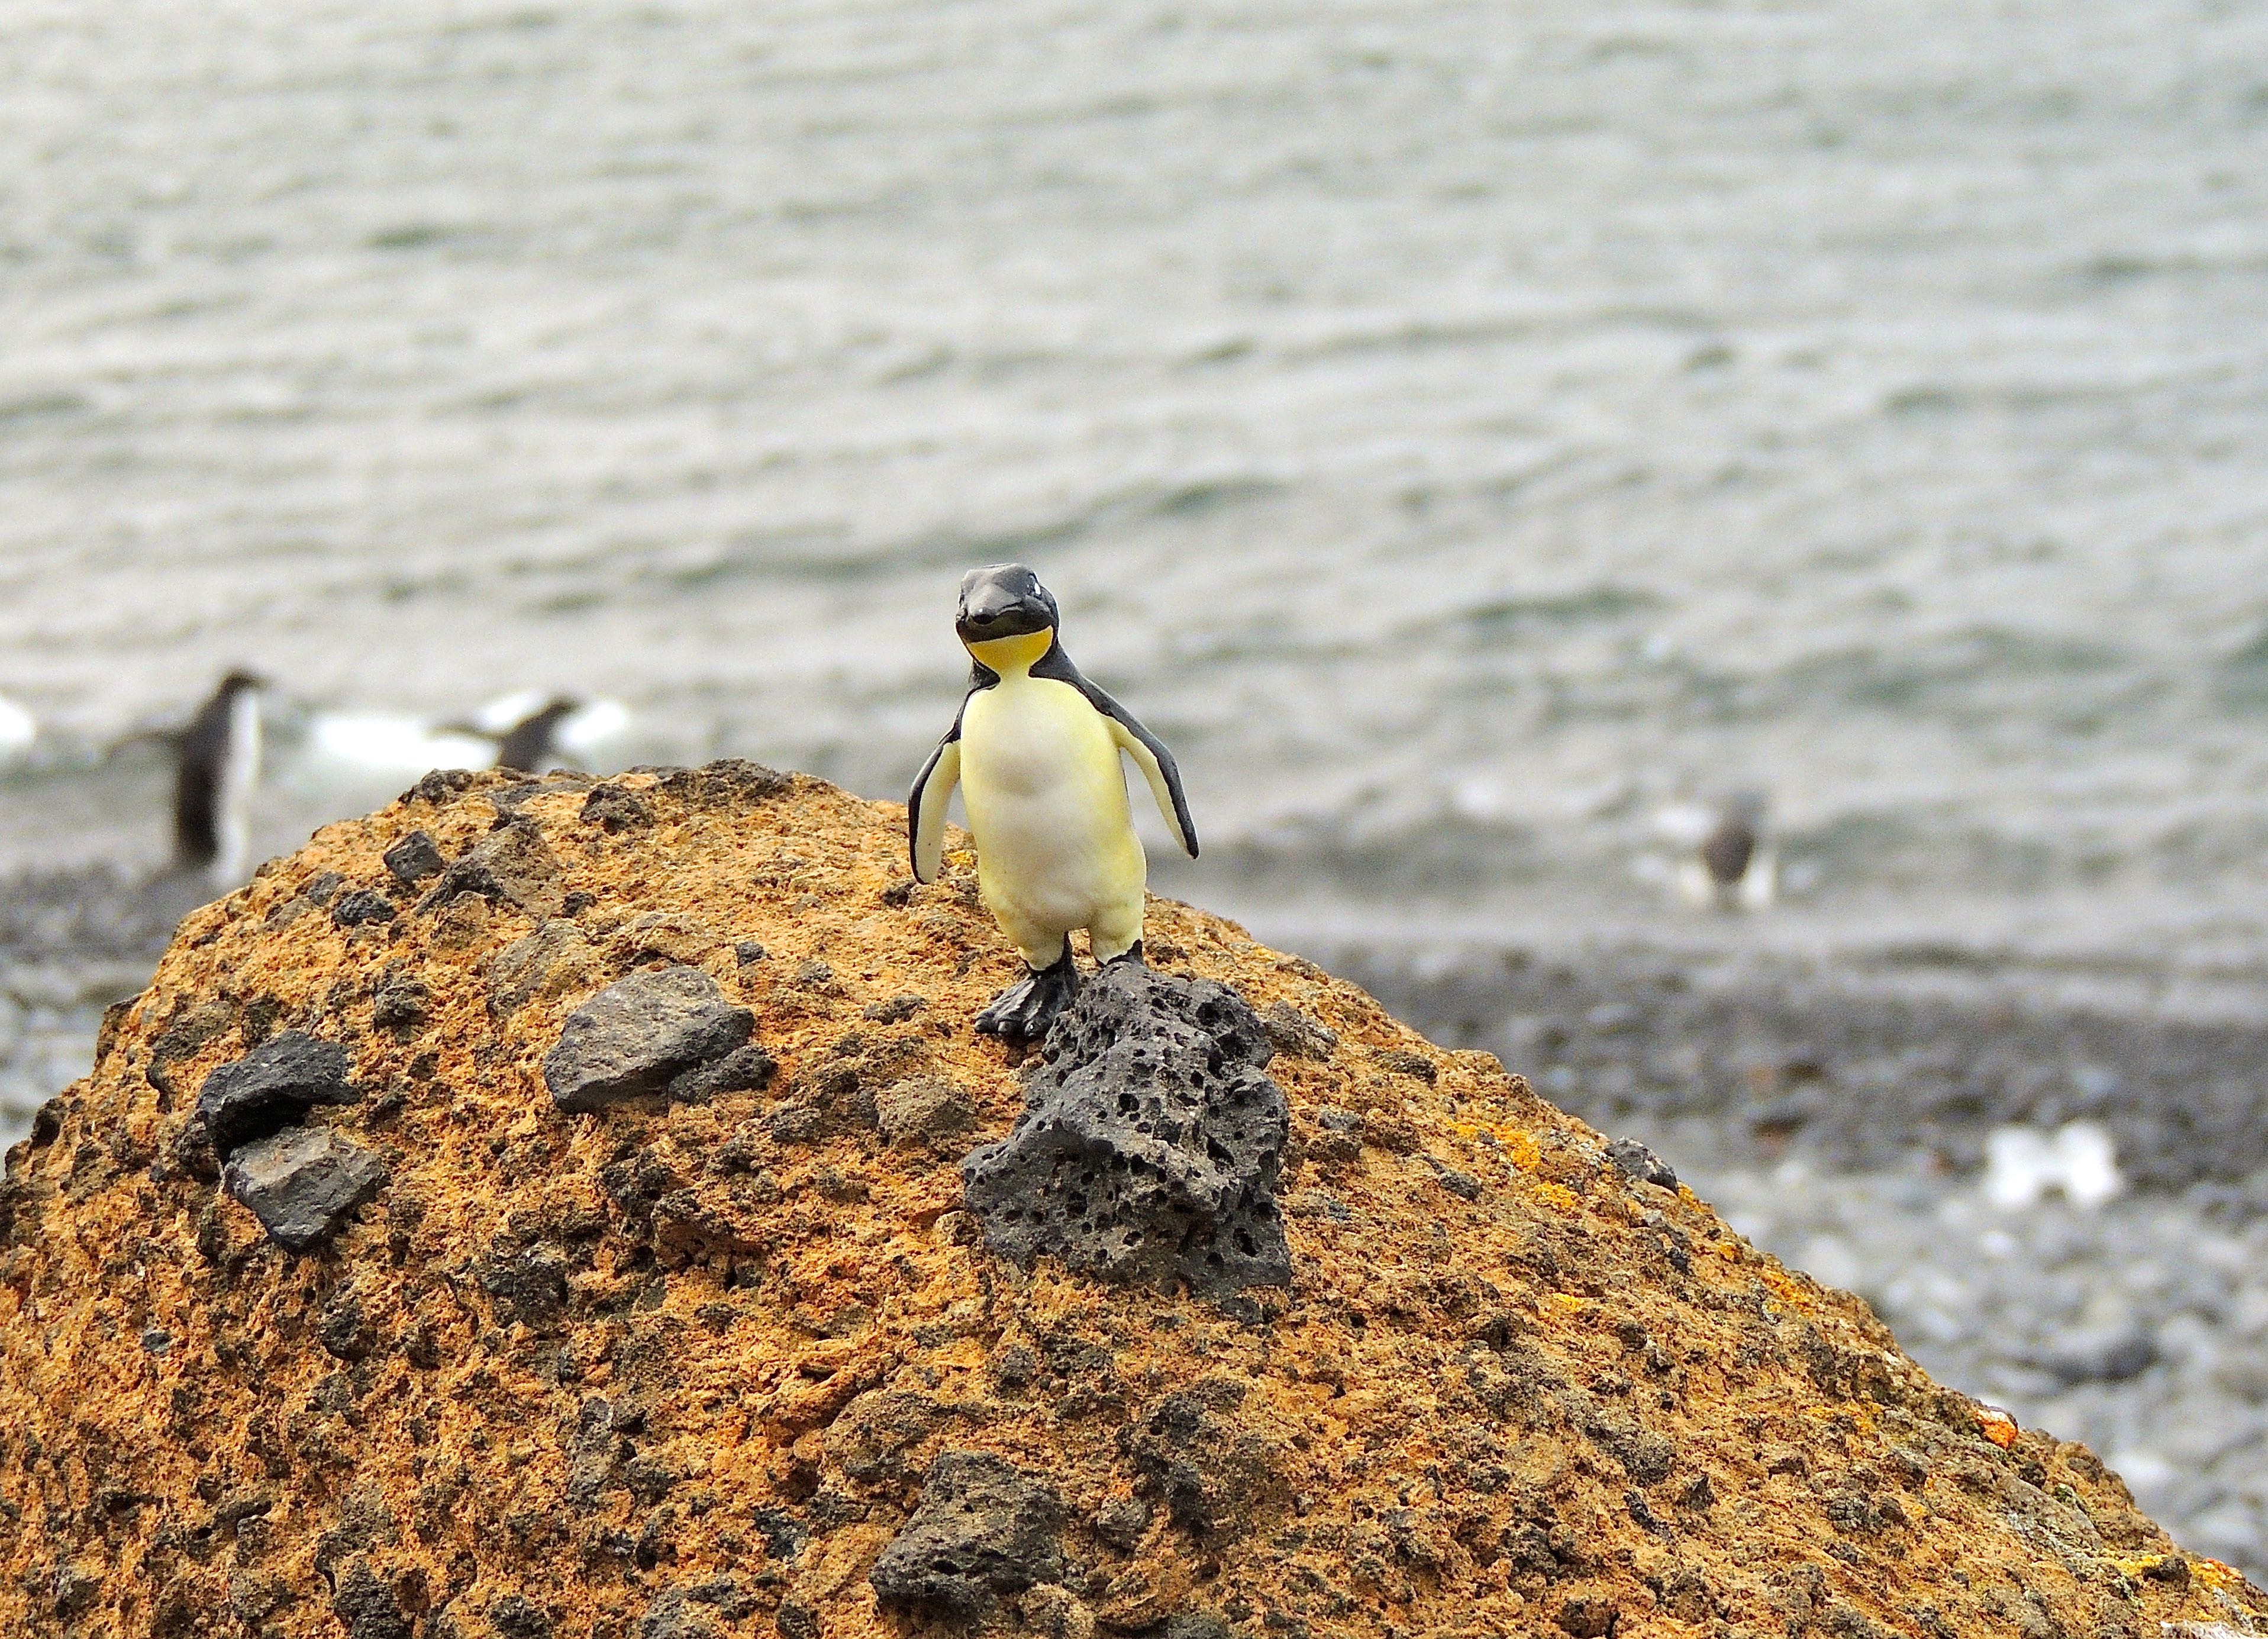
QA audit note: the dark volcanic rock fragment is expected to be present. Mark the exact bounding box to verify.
[331,889,396,928]
[580,782,654,833]
[638,1576,758,1638]
[222,1127,388,1253]
[331,1559,412,1639]
[868,1450,1063,1619]
[1607,1138,1679,1190]
[666,1044,776,1106]
[1121,1388,1285,1541]
[381,828,447,889]
[544,967,756,1112]
[195,1031,356,1157]
[961,963,1289,1297]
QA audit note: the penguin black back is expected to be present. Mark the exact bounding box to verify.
[493,698,582,773]
[1700,813,1757,889]
[173,669,264,874]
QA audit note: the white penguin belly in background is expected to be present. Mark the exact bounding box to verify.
[959,679,1144,960]
[214,686,263,883]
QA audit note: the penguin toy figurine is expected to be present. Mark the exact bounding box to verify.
[173,669,267,885]
[908,564,1198,1044]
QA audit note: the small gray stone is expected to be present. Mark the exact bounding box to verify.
[1261,1001,1338,1060]
[331,889,396,928]
[544,967,756,1113]
[332,1559,412,1639]
[580,782,654,834]
[195,1031,356,1158]
[418,818,563,917]
[381,829,447,888]
[668,1044,777,1105]
[223,1127,387,1253]
[1608,1137,1679,1190]
[869,1450,1063,1619]
[876,1077,978,1151]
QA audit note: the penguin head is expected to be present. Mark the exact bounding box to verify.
[218,669,267,698]
[956,563,1060,671]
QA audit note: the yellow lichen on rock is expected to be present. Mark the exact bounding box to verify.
[0,763,2260,1639]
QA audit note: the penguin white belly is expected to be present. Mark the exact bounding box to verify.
[215,692,262,882]
[959,679,1144,956]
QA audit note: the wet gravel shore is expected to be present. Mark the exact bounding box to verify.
[1342,941,2268,1192]
[0,867,202,1147]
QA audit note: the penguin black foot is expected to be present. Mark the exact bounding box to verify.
[975,946,1079,1045]
[1105,940,1145,966]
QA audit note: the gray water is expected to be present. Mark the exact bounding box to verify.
[7,0,2268,1574]
[2,0,2266,975]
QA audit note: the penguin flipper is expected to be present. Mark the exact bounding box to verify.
[1106,720,1197,858]
[908,731,963,884]
[1030,647,1197,857]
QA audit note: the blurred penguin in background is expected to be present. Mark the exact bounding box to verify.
[440,696,586,774]
[1656,791,1776,911]
[491,697,583,773]
[173,670,266,885]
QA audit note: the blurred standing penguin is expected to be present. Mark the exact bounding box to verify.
[909,564,1199,1044]
[1660,790,1776,911]
[174,670,266,885]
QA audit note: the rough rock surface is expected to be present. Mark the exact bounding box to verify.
[868,1451,1063,1618]
[1,763,2264,1639]
[962,964,1290,1298]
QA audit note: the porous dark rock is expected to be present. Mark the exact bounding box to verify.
[332,1559,412,1639]
[1260,1001,1337,1060]
[222,1126,388,1253]
[194,1031,356,1158]
[653,759,795,809]
[1121,1386,1286,1542]
[960,963,1289,1298]
[380,828,447,889]
[638,1576,759,1638]
[543,967,756,1112]
[867,1450,1064,1619]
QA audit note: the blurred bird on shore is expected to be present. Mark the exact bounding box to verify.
[299,692,633,789]
[1653,792,1776,911]
[441,693,633,773]
[172,670,266,885]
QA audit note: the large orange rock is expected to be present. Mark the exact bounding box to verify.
[2,764,2259,1638]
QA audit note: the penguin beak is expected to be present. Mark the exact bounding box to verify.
[957,587,1056,644]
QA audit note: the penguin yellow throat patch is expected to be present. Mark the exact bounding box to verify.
[964,630,1056,676]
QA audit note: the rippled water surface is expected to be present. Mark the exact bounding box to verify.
[4,0,2267,953]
